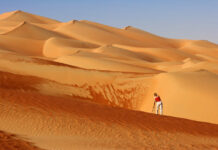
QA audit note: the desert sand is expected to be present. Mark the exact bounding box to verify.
[0,10,218,150]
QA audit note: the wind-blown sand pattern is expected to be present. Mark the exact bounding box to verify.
[0,10,218,150]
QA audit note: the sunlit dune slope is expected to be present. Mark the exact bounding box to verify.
[114,44,201,62]
[0,51,218,125]
[79,20,186,48]
[93,45,161,62]
[43,37,99,58]
[1,21,69,40]
[55,52,161,73]
[123,26,185,48]
[0,51,152,109]
[141,70,218,124]
[0,10,60,24]
[179,40,218,58]
[55,20,158,46]
[0,10,218,150]
[0,20,21,33]
[0,71,217,150]
[0,35,44,55]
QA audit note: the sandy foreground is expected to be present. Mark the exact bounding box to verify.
[0,10,218,150]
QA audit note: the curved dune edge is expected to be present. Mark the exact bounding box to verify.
[55,53,163,73]
[1,21,70,40]
[43,37,99,58]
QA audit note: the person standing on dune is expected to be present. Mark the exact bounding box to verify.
[152,93,163,115]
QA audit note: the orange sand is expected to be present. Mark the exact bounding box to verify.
[0,10,218,150]
[0,130,44,150]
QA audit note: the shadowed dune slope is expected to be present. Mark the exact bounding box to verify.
[0,131,45,150]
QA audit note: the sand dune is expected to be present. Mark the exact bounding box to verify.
[123,26,184,48]
[0,10,60,24]
[0,20,21,33]
[0,35,44,55]
[179,40,218,58]
[141,70,218,124]
[0,70,217,150]
[93,45,161,62]
[55,52,162,73]
[181,60,218,74]
[43,37,99,58]
[114,44,201,62]
[1,21,69,40]
[55,20,154,47]
[0,51,154,109]
[0,10,218,150]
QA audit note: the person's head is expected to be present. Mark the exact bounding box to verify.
[154,93,158,96]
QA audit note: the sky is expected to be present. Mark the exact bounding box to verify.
[1,0,218,43]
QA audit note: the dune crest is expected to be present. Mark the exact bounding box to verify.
[2,21,70,40]
[0,10,60,24]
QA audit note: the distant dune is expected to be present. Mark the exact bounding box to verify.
[0,10,218,150]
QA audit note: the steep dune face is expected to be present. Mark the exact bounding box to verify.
[0,10,218,150]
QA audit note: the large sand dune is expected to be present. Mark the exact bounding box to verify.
[0,10,60,24]
[0,10,218,150]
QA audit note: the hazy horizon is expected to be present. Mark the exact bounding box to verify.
[1,0,218,43]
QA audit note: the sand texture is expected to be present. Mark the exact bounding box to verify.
[0,10,218,150]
